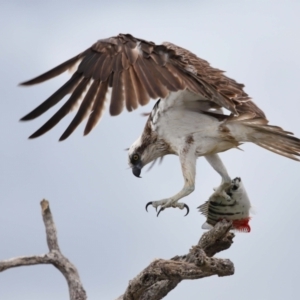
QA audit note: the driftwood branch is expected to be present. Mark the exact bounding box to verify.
[0,200,87,300]
[1,200,235,300]
[117,220,235,300]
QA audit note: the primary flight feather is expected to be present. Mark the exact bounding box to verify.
[20,33,300,215]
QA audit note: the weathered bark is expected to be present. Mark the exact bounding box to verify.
[117,220,235,300]
[0,200,87,300]
[1,200,235,300]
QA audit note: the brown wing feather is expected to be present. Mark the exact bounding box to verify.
[110,71,124,116]
[84,80,108,135]
[59,80,99,141]
[21,33,266,140]
[20,51,88,86]
[123,68,138,111]
[124,44,139,64]
[138,56,168,98]
[100,56,114,82]
[164,42,265,118]
[82,54,100,78]
[20,72,82,121]
[128,66,149,106]
[133,57,158,99]
[121,52,130,69]
[150,62,181,91]
[29,77,90,138]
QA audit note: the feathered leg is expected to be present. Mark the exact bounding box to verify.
[204,154,232,200]
[146,144,197,216]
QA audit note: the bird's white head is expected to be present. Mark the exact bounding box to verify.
[128,123,170,178]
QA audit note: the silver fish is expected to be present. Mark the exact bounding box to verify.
[198,177,251,232]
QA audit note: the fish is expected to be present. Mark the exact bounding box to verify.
[198,177,251,232]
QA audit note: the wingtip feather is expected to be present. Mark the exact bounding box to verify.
[28,132,40,139]
[20,114,34,121]
[19,79,38,86]
[83,126,92,136]
[58,135,67,142]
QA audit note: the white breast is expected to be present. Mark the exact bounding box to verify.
[150,91,232,156]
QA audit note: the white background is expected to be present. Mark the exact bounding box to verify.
[1,1,300,299]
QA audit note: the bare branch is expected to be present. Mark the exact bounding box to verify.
[0,199,87,300]
[119,220,235,300]
[41,199,60,251]
[0,255,52,271]
[1,199,235,300]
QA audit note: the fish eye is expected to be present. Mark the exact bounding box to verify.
[132,154,139,161]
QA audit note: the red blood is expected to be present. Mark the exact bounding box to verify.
[232,218,251,232]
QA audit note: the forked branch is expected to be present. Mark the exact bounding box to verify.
[117,220,235,300]
[0,200,87,300]
[0,201,235,300]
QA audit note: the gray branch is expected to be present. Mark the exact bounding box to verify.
[117,220,235,300]
[1,200,235,300]
[0,200,87,300]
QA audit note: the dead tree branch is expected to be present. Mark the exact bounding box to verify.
[1,200,235,300]
[117,220,235,300]
[0,200,87,300]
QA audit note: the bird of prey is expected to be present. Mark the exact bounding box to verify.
[20,33,300,216]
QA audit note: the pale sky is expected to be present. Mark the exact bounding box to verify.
[1,1,300,299]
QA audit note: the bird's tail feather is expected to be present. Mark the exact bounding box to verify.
[228,116,300,161]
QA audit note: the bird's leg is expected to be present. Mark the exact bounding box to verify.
[146,146,197,216]
[204,154,232,200]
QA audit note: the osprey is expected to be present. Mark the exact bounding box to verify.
[20,33,300,216]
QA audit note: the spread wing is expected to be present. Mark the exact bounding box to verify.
[20,33,265,140]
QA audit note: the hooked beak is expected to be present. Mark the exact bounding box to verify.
[132,164,142,178]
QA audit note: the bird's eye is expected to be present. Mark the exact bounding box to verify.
[133,154,139,161]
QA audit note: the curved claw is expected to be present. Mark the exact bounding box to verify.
[146,202,189,216]
[145,201,153,212]
[183,204,190,216]
[157,207,165,217]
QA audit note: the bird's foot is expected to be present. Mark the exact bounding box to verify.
[211,181,232,202]
[228,177,241,194]
[146,199,189,217]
